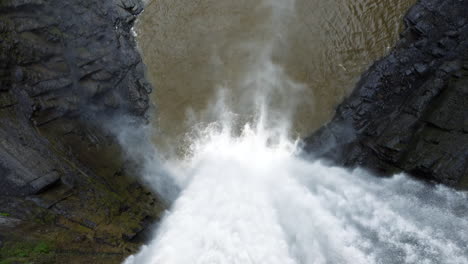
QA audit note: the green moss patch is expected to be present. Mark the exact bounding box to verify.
[0,240,54,262]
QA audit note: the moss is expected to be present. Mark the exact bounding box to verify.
[26,119,165,261]
[48,27,62,36]
[33,242,51,254]
[0,241,54,261]
[0,212,10,217]
[32,209,57,225]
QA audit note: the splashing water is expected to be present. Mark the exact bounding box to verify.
[122,0,468,263]
[123,117,468,264]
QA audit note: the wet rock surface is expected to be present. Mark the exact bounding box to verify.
[1,0,467,261]
[304,0,468,189]
[0,0,163,263]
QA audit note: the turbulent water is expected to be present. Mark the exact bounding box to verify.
[123,123,468,264]
[136,0,416,154]
[124,120,468,264]
[122,0,468,263]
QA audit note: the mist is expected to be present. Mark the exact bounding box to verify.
[116,0,468,263]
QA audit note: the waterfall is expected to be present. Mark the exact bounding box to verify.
[122,0,468,263]
[123,118,468,264]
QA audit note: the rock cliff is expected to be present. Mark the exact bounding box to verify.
[304,0,468,189]
[0,0,164,263]
[1,0,467,262]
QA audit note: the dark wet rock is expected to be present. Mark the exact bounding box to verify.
[0,0,164,262]
[304,0,468,189]
[28,172,61,195]
[0,215,22,228]
[0,0,152,124]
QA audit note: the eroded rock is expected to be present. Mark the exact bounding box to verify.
[0,0,165,262]
[304,0,468,189]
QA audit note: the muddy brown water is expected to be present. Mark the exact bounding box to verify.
[136,0,415,155]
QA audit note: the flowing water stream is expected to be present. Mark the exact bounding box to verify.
[121,0,468,263]
[135,0,418,155]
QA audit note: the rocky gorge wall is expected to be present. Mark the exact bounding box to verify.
[304,0,468,189]
[0,0,467,263]
[0,0,164,263]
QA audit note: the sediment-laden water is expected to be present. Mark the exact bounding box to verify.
[136,0,415,155]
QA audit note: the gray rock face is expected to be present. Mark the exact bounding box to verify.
[304,0,468,188]
[0,0,153,194]
[0,0,151,123]
[0,0,164,262]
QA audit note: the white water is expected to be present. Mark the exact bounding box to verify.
[122,0,468,263]
[124,121,468,264]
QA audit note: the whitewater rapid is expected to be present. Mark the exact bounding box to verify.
[121,0,468,263]
[123,119,468,264]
